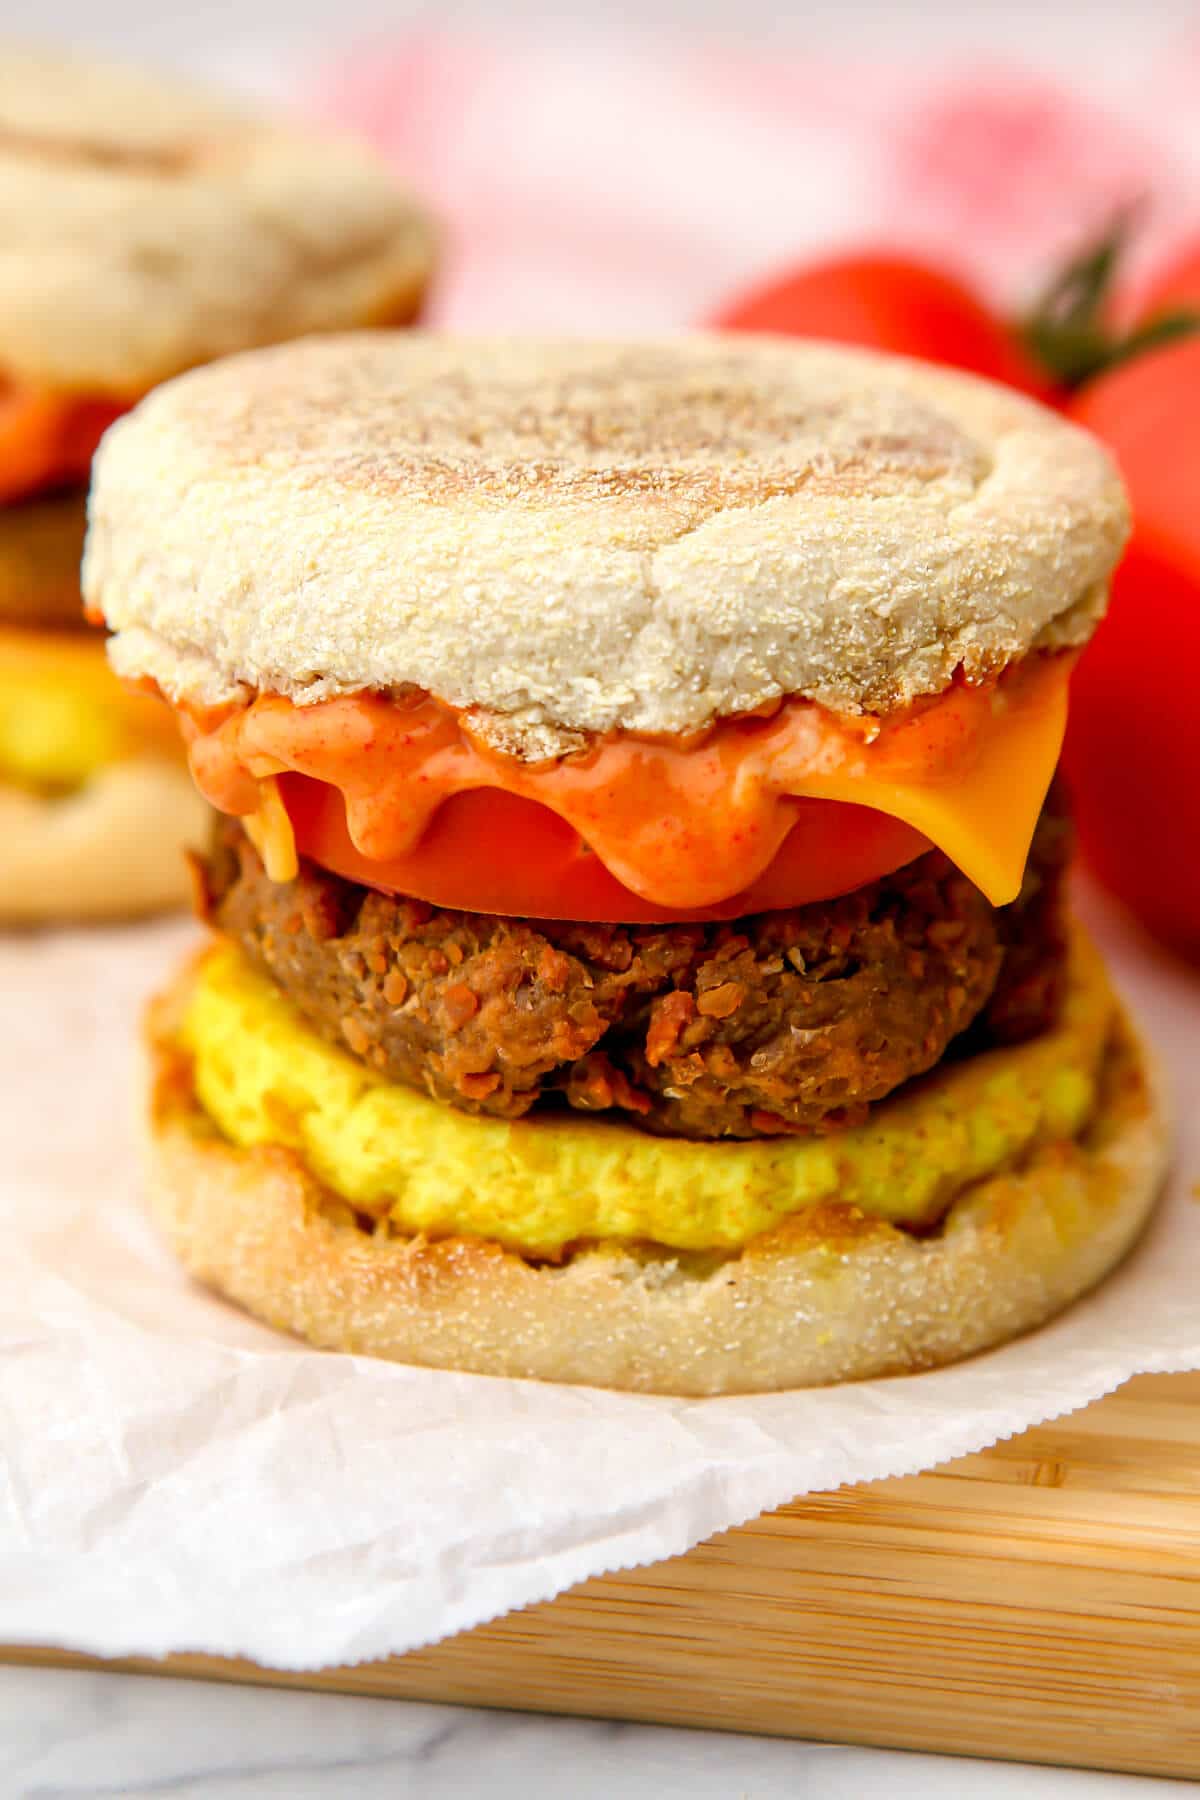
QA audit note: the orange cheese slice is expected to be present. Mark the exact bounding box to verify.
[774,654,1072,907]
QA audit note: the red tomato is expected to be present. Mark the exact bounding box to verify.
[1064,337,1200,959]
[711,251,1050,397]
[1130,239,1200,325]
[281,776,927,924]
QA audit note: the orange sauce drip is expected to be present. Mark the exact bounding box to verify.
[180,655,1064,913]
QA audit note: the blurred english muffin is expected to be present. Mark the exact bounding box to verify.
[0,43,435,397]
[0,44,435,924]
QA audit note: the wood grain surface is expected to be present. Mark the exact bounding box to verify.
[6,1370,1200,1778]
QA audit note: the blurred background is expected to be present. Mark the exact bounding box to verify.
[9,0,1200,80]
[5,0,1200,330]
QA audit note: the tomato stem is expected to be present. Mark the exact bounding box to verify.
[1022,207,1200,389]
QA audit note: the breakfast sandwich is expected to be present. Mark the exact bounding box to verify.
[84,335,1167,1392]
[0,46,435,921]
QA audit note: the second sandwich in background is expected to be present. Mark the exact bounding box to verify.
[0,45,436,924]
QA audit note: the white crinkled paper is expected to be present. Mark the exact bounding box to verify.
[0,880,1197,1671]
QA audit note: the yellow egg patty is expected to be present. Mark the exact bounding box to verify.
[0,626,180,791]
[181,929,1115,1257]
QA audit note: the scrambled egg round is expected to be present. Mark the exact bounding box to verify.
[181,930,1115,1257]
[0,627,179,791]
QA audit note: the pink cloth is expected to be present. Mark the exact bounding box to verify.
[317,30,1200,330]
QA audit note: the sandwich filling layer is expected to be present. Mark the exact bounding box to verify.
[199,793,1070,1140]
[179,923,1113,1259]
[0,490,91,629]
[0,382,124,506]
[180,650,1072,915]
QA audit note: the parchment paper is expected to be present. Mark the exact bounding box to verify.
[0,880,1196,1670]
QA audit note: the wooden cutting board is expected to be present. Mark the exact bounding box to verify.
[6,1369,1200,1779]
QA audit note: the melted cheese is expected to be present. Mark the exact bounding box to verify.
[243,776,299,883]
[776,659,1073,908]
[181,653,1074,911]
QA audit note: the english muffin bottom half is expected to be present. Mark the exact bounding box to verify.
[85,333,1167,1392]
[0,45,436,923]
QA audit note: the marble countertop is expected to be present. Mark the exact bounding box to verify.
[0,1668,1179,1799]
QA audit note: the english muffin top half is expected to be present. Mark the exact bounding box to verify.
[87,333,1128,747]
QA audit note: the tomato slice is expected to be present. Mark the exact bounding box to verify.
[281,774,929,922]
[0,384,127,504]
